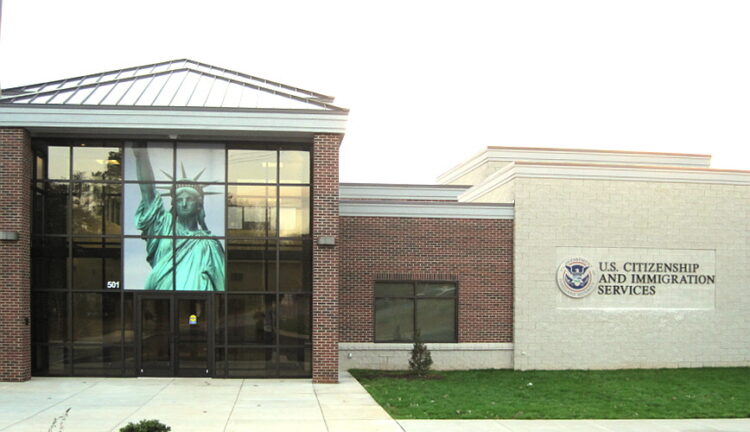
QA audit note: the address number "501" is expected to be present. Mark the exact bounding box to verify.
[106,281,121,289]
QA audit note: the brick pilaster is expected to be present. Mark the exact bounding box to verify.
[0,128,32,381]
[311,133,342,383]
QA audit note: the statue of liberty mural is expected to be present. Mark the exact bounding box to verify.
[132,145,225,291]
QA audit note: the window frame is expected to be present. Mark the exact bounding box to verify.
[373,280,458,343]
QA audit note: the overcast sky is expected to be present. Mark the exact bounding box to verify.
[2,0,749,184]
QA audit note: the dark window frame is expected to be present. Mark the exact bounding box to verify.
[31,137,313,378]
[373,280,458,343]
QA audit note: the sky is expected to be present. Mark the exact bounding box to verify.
[1,0,749,184]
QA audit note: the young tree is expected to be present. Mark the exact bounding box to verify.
[408,331,433,377]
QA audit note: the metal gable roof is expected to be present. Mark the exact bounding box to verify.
[0,59,348,112]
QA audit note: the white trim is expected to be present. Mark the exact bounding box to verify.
[459,163,517,202]
[460,162,750,202]
[0,106,348,134]
[438,147,712,186]
[436,150,490,185]
[339,200,514,219]
[339,342,513,351]
[340,184,469,200]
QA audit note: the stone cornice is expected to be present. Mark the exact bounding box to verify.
[438,147,712,186]
[460,161,750,202]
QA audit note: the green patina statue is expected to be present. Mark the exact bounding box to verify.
[132,145,225,291]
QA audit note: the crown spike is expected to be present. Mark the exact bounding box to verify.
[193,168,206,182]
[181,163,187,178]
[160,170,174,180]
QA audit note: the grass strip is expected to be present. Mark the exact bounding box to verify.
[351,368,750,419]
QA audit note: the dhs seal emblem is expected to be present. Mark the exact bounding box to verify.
[557,257,595,298]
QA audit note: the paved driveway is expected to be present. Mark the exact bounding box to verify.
[0,373,747,432]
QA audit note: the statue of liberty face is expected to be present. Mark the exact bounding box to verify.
[175,187,202,218]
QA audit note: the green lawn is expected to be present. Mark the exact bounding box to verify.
[350,368,750,419]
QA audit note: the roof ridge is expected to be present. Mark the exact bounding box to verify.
[0,59,348,112]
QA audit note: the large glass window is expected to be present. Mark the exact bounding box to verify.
[374,281,457,343]
[31,139,312,378]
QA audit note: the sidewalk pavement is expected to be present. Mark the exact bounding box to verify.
[0,372,747,432]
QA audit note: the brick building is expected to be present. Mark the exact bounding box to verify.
[1,61,748,382]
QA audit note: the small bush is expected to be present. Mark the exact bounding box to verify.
[408,331,433,377]
[119,419,171,432]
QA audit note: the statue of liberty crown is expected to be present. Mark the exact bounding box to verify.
[156,163,221,199]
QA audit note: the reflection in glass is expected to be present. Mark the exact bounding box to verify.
[279,151,309,184]
[279,347,311,377]
[227,347,275,377]
[35,155,45,180]
[375,298,414,342]
[32,292,68,343]
[227,240,274,292]
[42,182,69,235]
[227,185,276,237]
[215,348,226,377]
[32,345,69,375]
[124,141,173,181]
[375,282,413,297]
[277,240,311,292]
[48,146,70,180]
[124,293,134,343]
[416,283,456,297]
[73,293,121,344]
[226,295,275,344]
[72,146,121,180]
[278,295,310,345]
[215,295,225,343]
[228,149,276,183]
[141,298,171,370]
[73,239,121,290]
[176,298,208,371]
[279,186,309,237]
[416,299,455,342]
[72,183,122,235]
[73,346,122,376]
[124,345,136,375]
[33,185,44,234]
[32,237,68,290]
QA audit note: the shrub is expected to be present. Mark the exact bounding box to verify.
[408,331,433,377]
[119,419,171,432]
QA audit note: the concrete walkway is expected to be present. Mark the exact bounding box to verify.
[0,373,747,432]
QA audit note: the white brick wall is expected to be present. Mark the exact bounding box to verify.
[512,178,750,370]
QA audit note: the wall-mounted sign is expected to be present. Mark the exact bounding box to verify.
[556,247,716,310]
[556,257,595,298]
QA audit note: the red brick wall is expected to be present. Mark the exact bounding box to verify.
[0,128,32,381]
[340,216,513,343]
[311,134,342,383]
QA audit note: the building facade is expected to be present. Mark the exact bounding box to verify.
[0,60,346,382]
[1,61,748,382]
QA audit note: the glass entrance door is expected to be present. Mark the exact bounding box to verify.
[139,296,172,376]
[175,297,210,377]
[138,294,212,377]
